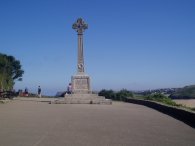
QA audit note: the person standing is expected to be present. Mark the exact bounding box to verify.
[38,86,41,98]
[24,87,28,97]
[67,83,72,94]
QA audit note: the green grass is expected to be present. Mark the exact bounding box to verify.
[133,93,182,107]
[132,93,195,112]
[190,107,195,111]
[146,94,181,106]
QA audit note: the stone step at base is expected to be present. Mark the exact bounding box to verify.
[51,94,112,104]
[54,99,112,104]
[65,94,105,99]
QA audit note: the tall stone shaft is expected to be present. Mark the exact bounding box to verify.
[72,18,88,74]
[78,34,84,73]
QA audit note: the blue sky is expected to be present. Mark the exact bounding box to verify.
[0,0,195,95]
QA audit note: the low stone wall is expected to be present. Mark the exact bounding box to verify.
[125,98,195,128]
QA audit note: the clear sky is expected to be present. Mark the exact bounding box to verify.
[0,0,195,95]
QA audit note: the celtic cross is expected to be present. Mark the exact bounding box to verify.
[72,18,88,73]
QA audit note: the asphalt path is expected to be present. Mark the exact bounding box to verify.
[0,97,195,146]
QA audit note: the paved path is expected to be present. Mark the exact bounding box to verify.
[0,97,195,146]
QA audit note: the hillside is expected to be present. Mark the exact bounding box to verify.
[170,85,195,99]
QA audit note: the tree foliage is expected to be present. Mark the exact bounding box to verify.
[0,53,24,90]
[170,85,195,99]
[99,89,133,101]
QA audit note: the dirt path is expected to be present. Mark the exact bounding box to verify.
[174,99,195,108]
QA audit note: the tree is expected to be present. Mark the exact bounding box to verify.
[98,89,116,99]
[116,89,133,101]
[0,53,24,90]
[99,89,134,101]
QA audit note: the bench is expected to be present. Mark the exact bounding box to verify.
[0,91,16,99]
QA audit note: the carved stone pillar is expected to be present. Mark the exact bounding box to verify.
[72,18,91,94]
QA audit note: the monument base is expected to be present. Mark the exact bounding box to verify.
[52,94,112,104]
[54,72,112,104]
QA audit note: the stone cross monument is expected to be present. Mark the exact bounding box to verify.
[59,18,111,104]
[72,18,87,74]
[71,18,91,94]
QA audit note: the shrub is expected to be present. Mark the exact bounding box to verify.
[116,89,133,101]
[98,89,133,101]
[98,89,116,99]
[145,93,179,106]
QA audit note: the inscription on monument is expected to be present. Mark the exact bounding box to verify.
[75,79,88,89]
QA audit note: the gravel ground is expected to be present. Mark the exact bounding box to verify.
[0,97,195,146]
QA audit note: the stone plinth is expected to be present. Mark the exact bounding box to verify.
[72,74,91,94]
[53,94,112,104]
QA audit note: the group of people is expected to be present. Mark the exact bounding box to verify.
[17,83,71,98]
[18,86,41,97]
[37,83,72,97]
[36,83,72,97]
